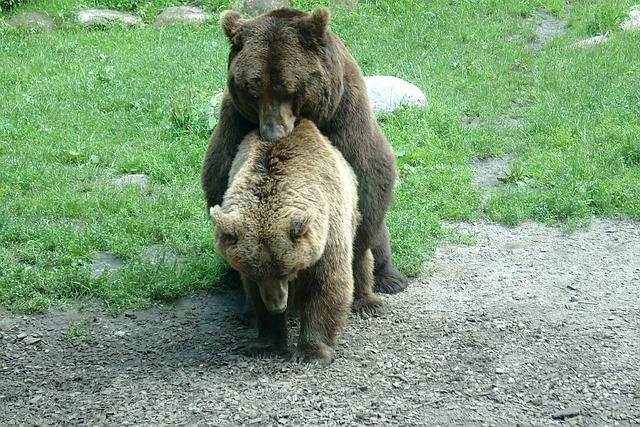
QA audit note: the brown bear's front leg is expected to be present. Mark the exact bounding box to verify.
[201,94,256,209]
[294,270,353,366]
[242,278,288,358]
[351,248,384,316]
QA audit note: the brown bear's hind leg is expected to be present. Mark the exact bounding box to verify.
[371,224,409,294]
[351,249,384,316]
[242,278,288,358]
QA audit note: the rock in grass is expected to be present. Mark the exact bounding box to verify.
[110,174,148,193]
[154,6,211,27]
[76,9,142,27]
[573,35,608,48]
[5,12,55,32]
[364,76,427,115]
[91,252,126,278]
[621,5,640,31]
[143,244,186,268]
[232,0,290,15]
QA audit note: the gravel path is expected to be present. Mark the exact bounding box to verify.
[1,220,639,426]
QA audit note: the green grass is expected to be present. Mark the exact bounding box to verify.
[1,0,639,311]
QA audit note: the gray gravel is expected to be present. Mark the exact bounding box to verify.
[1,219,639,426]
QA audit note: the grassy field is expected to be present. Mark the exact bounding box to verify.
[1,0,639,312]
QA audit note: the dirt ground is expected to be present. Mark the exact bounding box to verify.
[1,219,639,426]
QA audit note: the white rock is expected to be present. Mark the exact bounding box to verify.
[76,9,142,26]
[233,0,290,15]
[364,76,426,115]
[154,6,211,27]
[110,174,148,192]
[573,34,608,48]
[621,5,640,31]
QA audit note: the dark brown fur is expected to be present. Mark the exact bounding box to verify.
[202,8,407,313]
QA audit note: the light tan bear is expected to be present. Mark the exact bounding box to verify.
[210,119,374,365]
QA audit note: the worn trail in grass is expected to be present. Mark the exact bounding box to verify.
[1,0,639,311]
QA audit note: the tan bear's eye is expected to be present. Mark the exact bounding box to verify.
[220,233,238,245]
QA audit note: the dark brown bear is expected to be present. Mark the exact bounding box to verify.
[201,7,407,313]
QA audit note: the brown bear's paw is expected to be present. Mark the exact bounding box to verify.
[293,343,334,367]
[352,295,384,317]
[374,264,409,294]
[244,340,287,359]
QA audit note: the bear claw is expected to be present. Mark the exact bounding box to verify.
[244,341,287,359]
[351,295,384,316]
[293,346,334,366]
[374,264,409,294]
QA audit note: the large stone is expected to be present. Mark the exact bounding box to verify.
[364,76,426,115]
[572,34,608,48]
[154,6,211,27]
[621,5,640,31]
[232,0,289,15]
[5,12,55,32]
[76,9,142,27]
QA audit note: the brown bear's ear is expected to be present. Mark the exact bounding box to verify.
[289,213,313,240]
[299,7,330,43]
[210,205,237,243]
[220,10,245,41]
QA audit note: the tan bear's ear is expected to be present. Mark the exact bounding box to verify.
[300,7,330,42]
[220,10,245,40]
[210,205,237,242]
[289,212,313,240]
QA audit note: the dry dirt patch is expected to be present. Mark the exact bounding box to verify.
[1,220,639,425]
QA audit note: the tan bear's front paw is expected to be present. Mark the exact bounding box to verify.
[352,295,384,316]
[293,344,334,367]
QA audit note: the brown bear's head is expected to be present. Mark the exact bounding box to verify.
[220,7,344,141]
[209,205,329,314]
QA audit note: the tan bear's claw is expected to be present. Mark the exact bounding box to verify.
[352,295,384,317]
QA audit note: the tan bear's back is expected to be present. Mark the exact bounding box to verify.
[225,119,359,241]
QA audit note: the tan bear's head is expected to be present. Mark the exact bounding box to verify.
[210,205,329,314]
[219,7,344,141]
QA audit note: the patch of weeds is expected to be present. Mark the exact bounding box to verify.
[570,1,629,36]
[440,227,476,246]
[498,162,534,188]
[61,320,92,341]
[168,87,213,138]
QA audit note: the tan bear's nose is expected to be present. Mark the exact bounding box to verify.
[258,279,289,315]
[260,122,287,141]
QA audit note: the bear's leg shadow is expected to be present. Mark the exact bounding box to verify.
[294,269,353,366]
[371,223,409,294]
[351,248,384,315]
[242,278,288,358]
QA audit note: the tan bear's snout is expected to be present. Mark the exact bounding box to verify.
[258,279,289,315]
[259,99,296,141]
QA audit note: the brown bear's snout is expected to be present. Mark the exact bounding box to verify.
[258,279,289,315]
[259,99,296,141]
